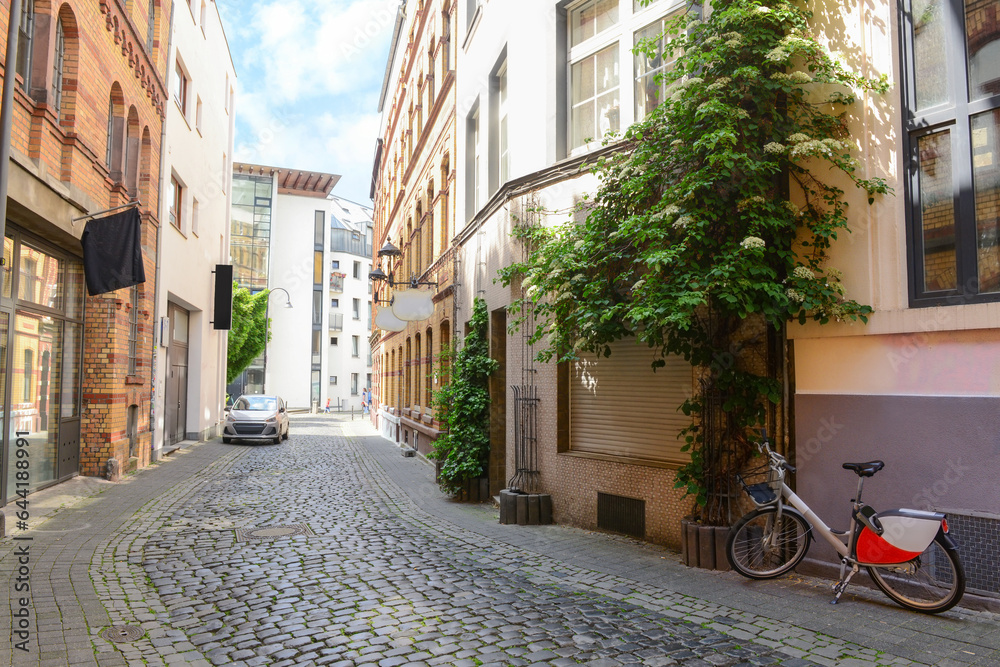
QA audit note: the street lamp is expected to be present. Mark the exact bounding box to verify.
[368,240,438,326]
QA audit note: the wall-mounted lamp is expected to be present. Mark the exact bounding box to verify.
[369,239,438,327]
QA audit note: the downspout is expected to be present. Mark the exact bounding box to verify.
[151,0,175,458]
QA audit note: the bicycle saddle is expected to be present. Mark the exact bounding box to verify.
[842,461,885,477]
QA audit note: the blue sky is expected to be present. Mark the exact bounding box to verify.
[216,0,397,205]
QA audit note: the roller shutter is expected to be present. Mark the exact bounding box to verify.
[570,338,692,465]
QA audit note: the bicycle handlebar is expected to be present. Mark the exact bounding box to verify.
[756,432,795,475]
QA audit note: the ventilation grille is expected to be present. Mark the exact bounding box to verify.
[597,492,645,539]
[945,512,1000,594]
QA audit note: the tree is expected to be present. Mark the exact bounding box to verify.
[500,0,889,525]
[430,298,499,494]
[226,284,272,384]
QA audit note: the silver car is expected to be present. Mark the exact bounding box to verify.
[223,394,290,445]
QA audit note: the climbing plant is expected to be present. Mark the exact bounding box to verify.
[226,284,272,384]
[431,297,499,494]
[499,0,889,524]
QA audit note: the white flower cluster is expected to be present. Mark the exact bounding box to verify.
[785,288,805,302]
[792,266,814,280]
[674,215,693,229]
[740,236,766,249]
[787,133,810,143]
[766,47,789,62]
[764,142,785,154]
[738,196,767,211]
[789,71,813,84]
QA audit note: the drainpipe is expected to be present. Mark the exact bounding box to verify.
[150,0,176,460]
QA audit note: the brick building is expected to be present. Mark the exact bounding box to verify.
[371,0,457,453]
[1,0,171,503]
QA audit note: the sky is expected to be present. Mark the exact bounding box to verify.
[215,0,398,206]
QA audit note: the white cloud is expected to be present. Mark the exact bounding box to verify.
[218,0,398,202]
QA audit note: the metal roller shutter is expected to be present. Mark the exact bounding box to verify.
[570,338,692,465]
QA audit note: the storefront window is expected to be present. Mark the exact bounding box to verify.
[3,236,13,300]
[18,243,62,310]
[7,312,62,494]
[61,322,81,419]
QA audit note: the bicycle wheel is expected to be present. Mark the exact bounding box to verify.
[727,507,812,579]
[866,535,965,613]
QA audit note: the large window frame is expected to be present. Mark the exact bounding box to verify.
[565,0,689,155]
[900,0,1000,306]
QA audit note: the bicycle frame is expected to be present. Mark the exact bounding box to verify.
[751,439,952,604]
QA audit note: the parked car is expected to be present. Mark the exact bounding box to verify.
[223,394,290,445]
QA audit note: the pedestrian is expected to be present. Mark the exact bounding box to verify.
[361,389,369,415]
[324,398,331,413]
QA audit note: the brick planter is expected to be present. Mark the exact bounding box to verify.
[498,489,553,525]
[680,517,731,571]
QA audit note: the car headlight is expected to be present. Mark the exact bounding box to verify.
[225,412,235,422]
[265,416,277,423]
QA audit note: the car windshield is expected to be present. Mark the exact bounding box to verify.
[235,396,277,412]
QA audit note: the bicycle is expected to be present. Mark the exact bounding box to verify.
[726,432,965,614]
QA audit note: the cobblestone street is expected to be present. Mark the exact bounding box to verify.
[3,415,999,666]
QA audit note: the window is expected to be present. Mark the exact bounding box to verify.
[352,298,360,319]
[498,64,510,184]
[16,0,34,90]
[330,337,338,346]
[352,335,360,357]
[106,96,115,169]
[169,176,183,230]
[330,376,338,384]
[173,60,188,114]
[331,260,340,269]
[52,18,65,113]
[634,14,678,121]
[191,198,200,236]
[128,285,139,375]
[353,260,361,279]
[147,0,156,52]
[351,373,359,395]
[314,251,323,285]
[901,0,1000,303]
[566,0,687,152]
[314,211,325,245]
[466,104,481,219]
[330,298,339,308]
[23,349,33,402]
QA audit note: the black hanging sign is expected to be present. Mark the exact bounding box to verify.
[80,206,146,296]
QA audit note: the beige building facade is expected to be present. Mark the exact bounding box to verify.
[371,0,457,454]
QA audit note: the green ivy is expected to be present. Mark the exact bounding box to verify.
[430,298,499,494]
[226,284,272,384]
[499,0,889,524]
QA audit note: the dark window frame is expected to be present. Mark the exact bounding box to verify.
[900,0,1000,306]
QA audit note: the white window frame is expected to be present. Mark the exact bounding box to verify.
[566,0,688,155]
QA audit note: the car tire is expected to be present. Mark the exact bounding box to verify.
[223,436,232,444]
[282,425,289,441]
[272,432,281,445]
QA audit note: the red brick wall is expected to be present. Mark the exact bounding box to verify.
[1,0,171,476]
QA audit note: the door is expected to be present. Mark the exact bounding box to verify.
[164,304,189,445]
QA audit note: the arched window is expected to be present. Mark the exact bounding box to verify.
[146,0,156,53]
[15,0,35,91]
[405,338,412,407]
[125,106,140,195]
[440,156,450,249]
[425,327,433,408]
[52,17,65,112]
[414,333,422,408]
[139,127,153,204]
[106,84,125,180]
[23,349,34,402]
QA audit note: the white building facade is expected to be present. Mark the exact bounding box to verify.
[250,168,373,411]
[153,0,237,455]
